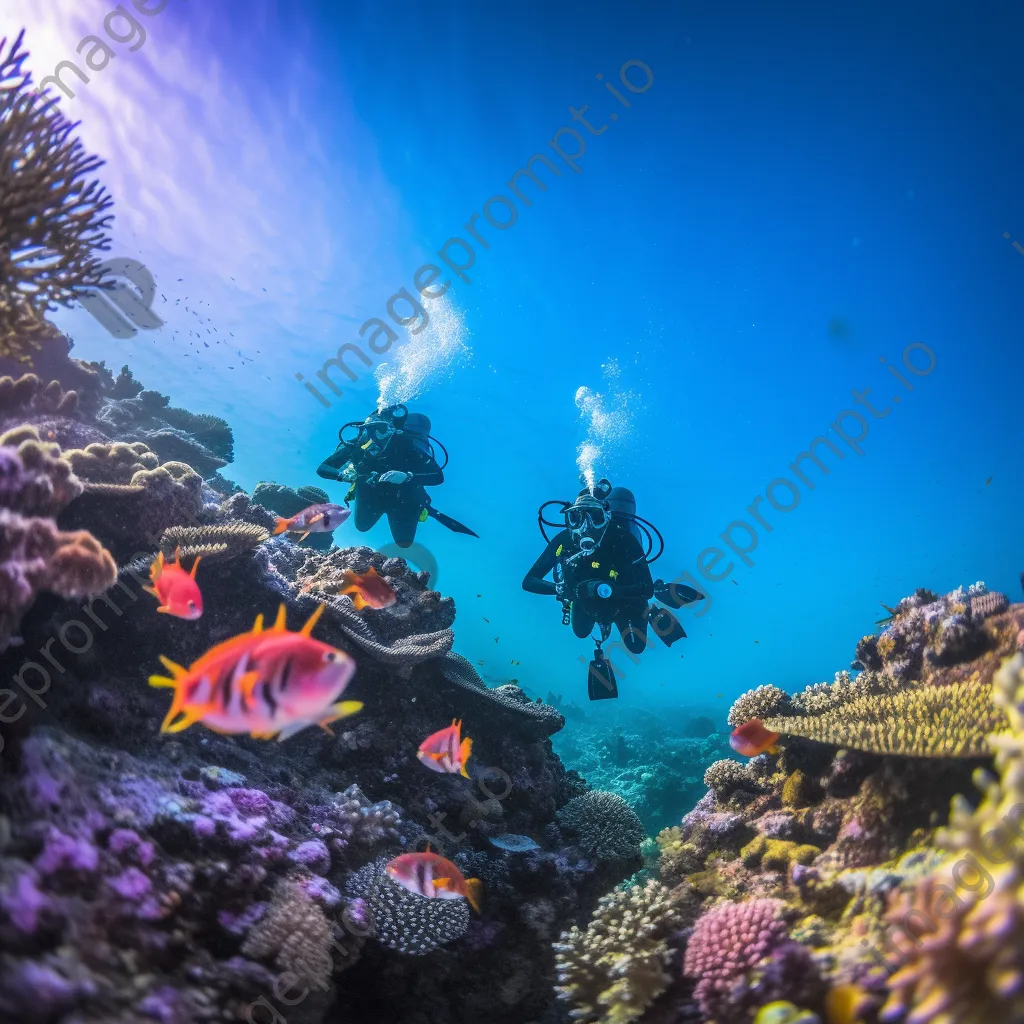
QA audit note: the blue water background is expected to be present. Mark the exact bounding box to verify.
[39,0,1024,718]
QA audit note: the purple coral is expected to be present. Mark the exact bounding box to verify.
[288,839,331,874]
[35,827,99,875]
[682,898,788,1021]
[2,869,52,933]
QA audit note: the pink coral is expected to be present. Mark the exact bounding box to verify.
[682,898,787,1021]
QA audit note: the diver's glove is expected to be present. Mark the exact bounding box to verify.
[378,470,413,485]
[318,465,342,481]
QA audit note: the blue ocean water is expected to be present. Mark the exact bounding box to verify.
[25,0,1024,719]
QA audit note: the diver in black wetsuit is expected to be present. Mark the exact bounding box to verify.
[524,478,704,699]
[316,404,477,548]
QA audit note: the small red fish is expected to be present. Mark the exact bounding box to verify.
[386,850,482,913]
[729,718,781,757]
[338,566,396,611]
[273,503,351,543]
[144,549,203,620]
[417,719,472,777]
[148,604,360,741]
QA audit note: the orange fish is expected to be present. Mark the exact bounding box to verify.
[338,566,396,611]
[417,719,472,777]
[729,718,781,757]
[148,604,361,741]
[144,549,203,620]
[386,849,482,913]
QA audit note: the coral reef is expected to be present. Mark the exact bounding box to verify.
[0,426,114,651]
[553,707,731,833]
[879,652,1024,1024]
[558,791,645,862]
[253,481,337,550]
[554,879,682,1023]
[158,520,270,561]
[0,32,113,359]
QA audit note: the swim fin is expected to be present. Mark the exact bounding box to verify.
[653,579,705,609]
[426,506,479,537]
[647,604,687,647]
[587,648,618,700]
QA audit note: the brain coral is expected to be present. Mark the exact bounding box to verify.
[553,879,681,1024]
[557,791,644,861]
[729,685,793,727]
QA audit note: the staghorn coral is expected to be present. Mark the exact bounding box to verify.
[0,31,113,358]
[553,879,682,1024]
[761,681,1005,758]
[241,878,338,986]
[729,685,794,727]
[557,791,645,861]
[879,653,1024,1024]
[158,520,270,562]
[344,857,469,955]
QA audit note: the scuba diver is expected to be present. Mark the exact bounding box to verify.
[317,404,477,548]
[523,478,704,700]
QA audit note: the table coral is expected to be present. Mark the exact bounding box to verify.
[553,879,682,1023]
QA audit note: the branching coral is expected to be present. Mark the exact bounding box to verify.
[158,521,269,562]
[879,653,1024,1024]
[760,681,1005,758]
[241,878,336,986]
[704,758,756,797]
[553,880,682,1024]
[0,31,113,358]
[729,685,793,727]
[557,791,644,861]
[345,857,469,955]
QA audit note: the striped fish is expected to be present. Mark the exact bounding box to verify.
[148,604,360,741]
[416,719,473,777]
[386,849,482,913]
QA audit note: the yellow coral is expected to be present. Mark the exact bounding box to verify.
[880,654,1024,1024]
[762,681,1006,758]
[741,835,820,872]
[553,880,681,1024]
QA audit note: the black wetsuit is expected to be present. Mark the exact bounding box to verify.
[523,521,655,653]
[317,431,443,548]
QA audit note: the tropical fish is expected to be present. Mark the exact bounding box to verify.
[337,566,396,611]
[148,604,361,741]
[729,718,781,757]
[417,719,472,777]
[273,503,351,543]
[144,549,203,620]
[385,849,482,913]
[825,982,871,1024]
